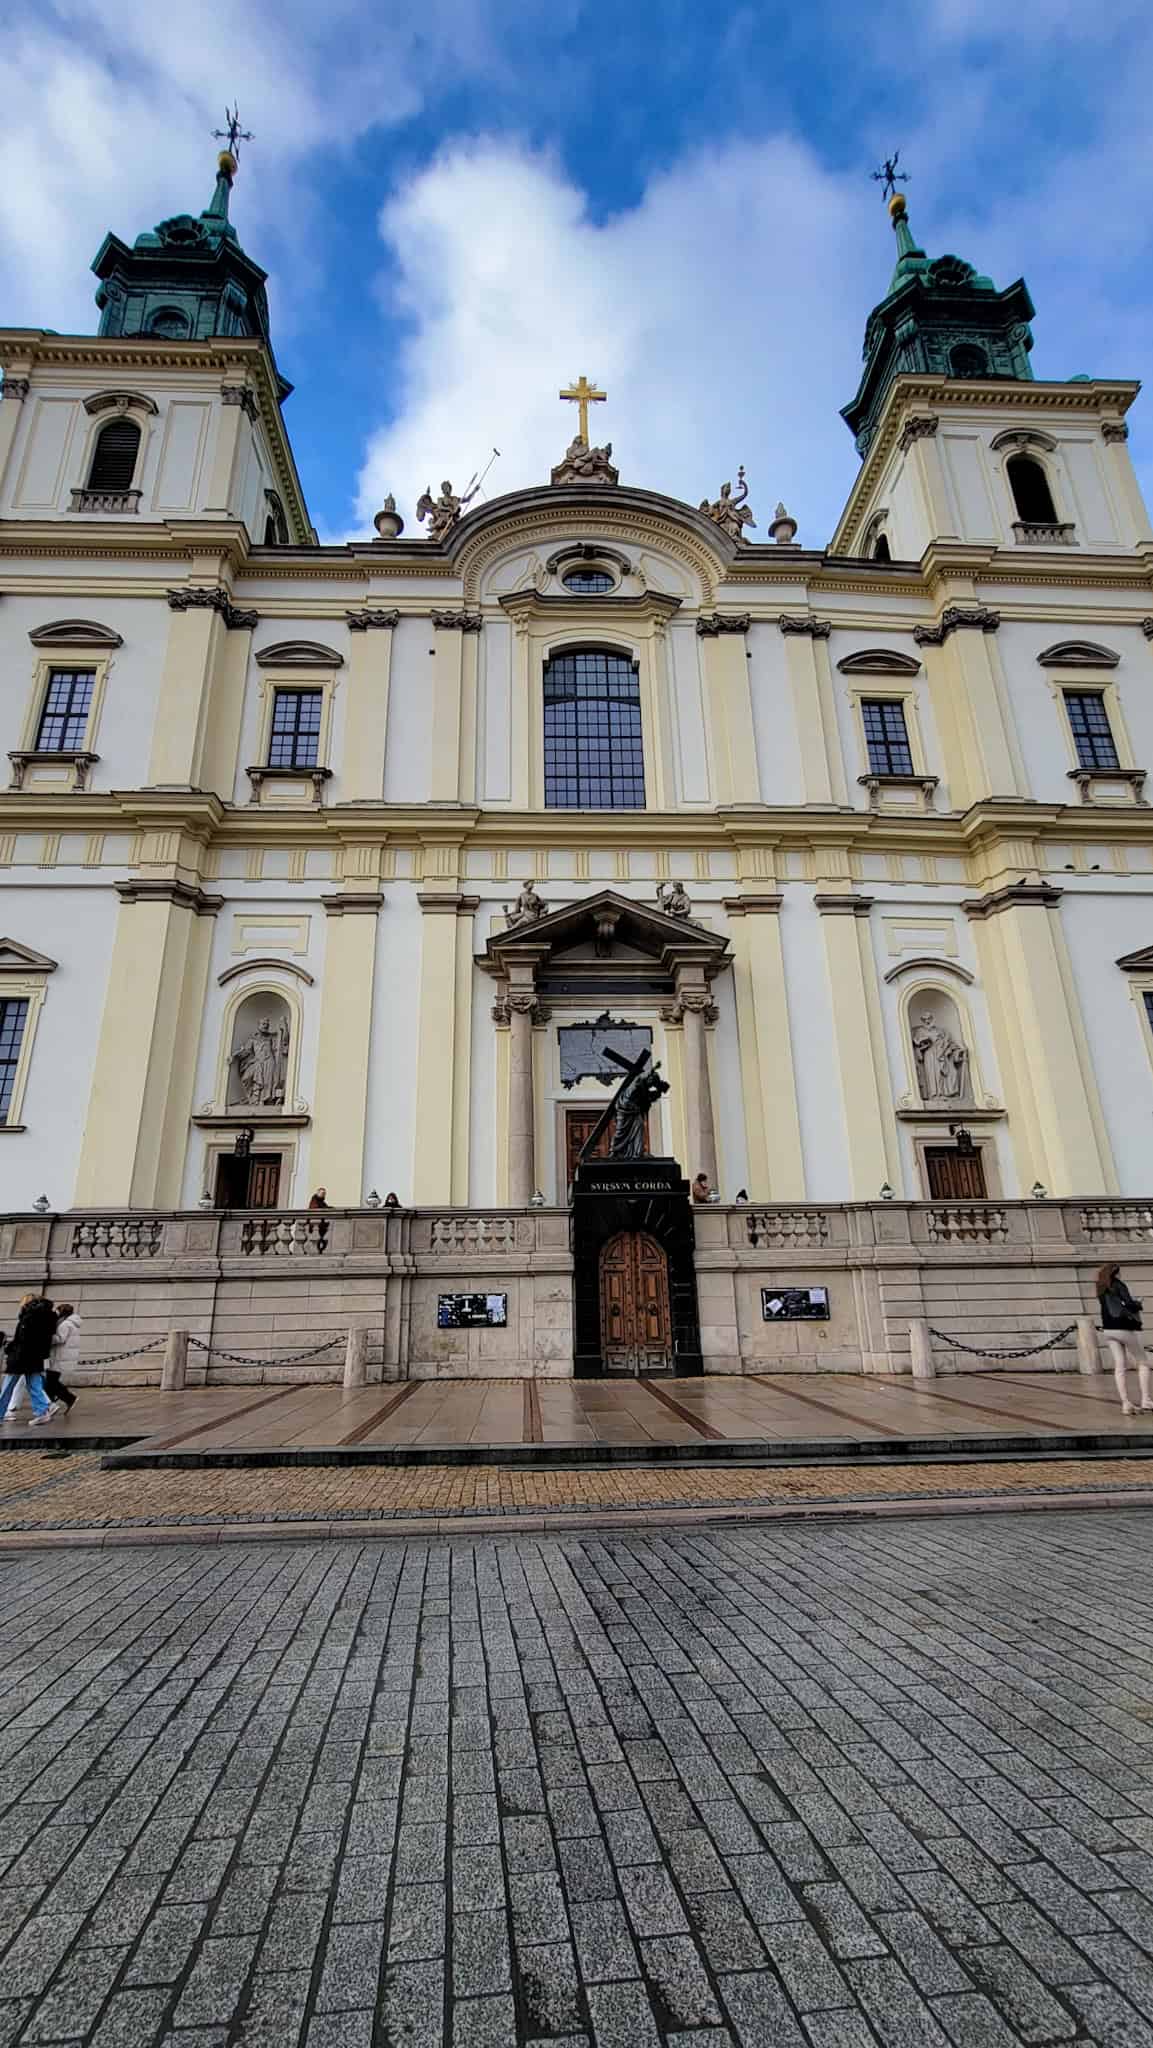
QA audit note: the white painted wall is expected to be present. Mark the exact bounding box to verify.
[778,892,851,1198]
[747,625,801,805]
[384,618,432,802]
[0,883,117,1211]
[1057,885,1153,1194]
[0,591,169,790]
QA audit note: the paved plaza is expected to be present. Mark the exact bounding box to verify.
[5,1516,1153,2045]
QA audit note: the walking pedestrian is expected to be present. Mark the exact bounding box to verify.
[44,1301,81,1416]
[0,1293,58,1425]
[1096,1262,1153,1417]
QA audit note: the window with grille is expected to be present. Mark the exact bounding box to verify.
[35,669,95,752]
[543,649,646,810]
[563,568,614,594]
[87,418,141,490]
[0,998,29,1124]
[861,698,915,776]
[268,688,323,769]
[1064,691,1119,771]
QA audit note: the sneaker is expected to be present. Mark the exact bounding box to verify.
[45,1401,61,1418]
[27,1415,51,1427]
[1122,1402,1138,1417]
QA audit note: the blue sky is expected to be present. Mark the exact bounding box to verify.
[2,0,1151,543]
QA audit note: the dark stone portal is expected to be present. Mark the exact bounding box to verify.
[571,1156,703,1376]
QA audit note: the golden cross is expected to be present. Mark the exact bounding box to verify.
[559,374,606,444]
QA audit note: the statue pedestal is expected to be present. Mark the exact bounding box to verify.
[571,1156,703,1377]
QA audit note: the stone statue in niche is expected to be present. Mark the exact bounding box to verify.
[228,1001,290,1109]
[505,879,547,927]
[657,878,692,920]
[911,1004,971,1105]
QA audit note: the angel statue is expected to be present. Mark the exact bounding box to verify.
[417,480,470,541]
[699,465,756,542]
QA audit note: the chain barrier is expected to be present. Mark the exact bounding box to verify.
[70,1334,169,1368]
[927,1323,1078,1362]
[187,1334,345,1367]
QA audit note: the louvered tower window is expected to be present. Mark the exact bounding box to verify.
[87,418,141,490]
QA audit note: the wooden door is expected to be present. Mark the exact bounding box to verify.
[566,1106,648,1191]
[214,1153,282,1208]
[925,1146,987,1199]
[599,1230,672,1371]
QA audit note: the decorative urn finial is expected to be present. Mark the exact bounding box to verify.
[373,493,404,540]
[769,502,798,544]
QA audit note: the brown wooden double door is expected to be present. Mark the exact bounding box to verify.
[599,1230,673,1372]
[565,1107,648,1192]
[214,1154,282,1208]
[924,1147,987,1199]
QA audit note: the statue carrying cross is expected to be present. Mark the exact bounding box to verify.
[559,375,606,446]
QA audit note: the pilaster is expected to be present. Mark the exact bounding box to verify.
[963,884,1116,1195]
[723,893,805,1199]
[204,386,248,516]
[914,606,1024,803]
[74,882,223,1206]
[430,612,481,803]
[0,366,31,499]
[309,889,384,1202]
[151,582,256,787]
[777,618,845,805]
[696,617,758,805]
[412,889,479,1202]
[343,611,399,802]
[815,892,899,1198]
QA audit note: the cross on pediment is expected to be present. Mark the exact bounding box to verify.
[559,375,606,444]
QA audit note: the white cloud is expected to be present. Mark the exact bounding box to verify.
[353,136,879,545]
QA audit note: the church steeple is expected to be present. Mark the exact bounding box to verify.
[841,186,1035,456]
[90,116,291,399]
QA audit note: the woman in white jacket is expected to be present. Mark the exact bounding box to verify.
[45,1302,80,1415]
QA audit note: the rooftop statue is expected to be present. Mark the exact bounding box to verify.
[700,466,756,541]
[416,481,464,541]
[551,435,620,487]
[505,879,547,928]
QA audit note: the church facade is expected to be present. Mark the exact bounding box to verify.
[1,156,1152,1378]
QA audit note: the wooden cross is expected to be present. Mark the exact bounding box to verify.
[559,374,606,444]
[577,1045,653,1165]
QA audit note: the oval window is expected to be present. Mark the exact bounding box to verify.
[563,568,614,594]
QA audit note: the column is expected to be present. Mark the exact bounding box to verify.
[777,619,846,806]
[310,891,384,1203]
[900,415,958,539]
[964,883,1116,1194]
[696,617,758,805]
[205,384,254,515]
[0,372,31,499]
[725,893,806,1199]
[149,584,253,787]
[671,975,718,1189]
[74,880,222,1207]
[508,992,537,1206]
[342,611,399,802]
[816,892,899,1198]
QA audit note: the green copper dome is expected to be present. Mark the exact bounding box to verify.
[91,148,291,398]
[842,193,1034,457]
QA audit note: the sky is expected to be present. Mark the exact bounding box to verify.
[1,0,1151,546]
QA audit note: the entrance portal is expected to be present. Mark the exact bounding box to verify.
[599,1230,672,1372]
[924,1146,987,1199]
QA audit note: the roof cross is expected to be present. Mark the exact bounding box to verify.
[559,374,606,445]
[871,151,909,203]
[213,105,254,162]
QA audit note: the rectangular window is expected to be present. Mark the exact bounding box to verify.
[268,689,323,769]
[0,998,29,1123]
[35,669,95,753]
[544,650,646,810]
[861,698,915,776]
[1064,691,1120,771]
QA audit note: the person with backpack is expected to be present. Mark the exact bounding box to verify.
[1096,1263,1153,1416]
[45,1302,80,1416]
[0,1293,58,1425]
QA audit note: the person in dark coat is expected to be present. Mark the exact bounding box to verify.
[0,1293,57,1424]
[1096,1263,1152,1417]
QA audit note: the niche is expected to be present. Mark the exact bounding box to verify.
[908,989,973,1107]
[226,991,292,1110]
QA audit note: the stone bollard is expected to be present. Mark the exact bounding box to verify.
[909,1319,935,1380]
[1076,1316,1101,1376]
[161,1328,188,1392]
[344,1326,369,1390]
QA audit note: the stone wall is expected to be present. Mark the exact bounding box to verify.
[0,1198,1147,1384]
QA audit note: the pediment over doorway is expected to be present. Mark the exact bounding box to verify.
[478,889,731,995]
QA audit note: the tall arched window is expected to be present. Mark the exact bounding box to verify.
[1006,453,1057,525]
[87,417,141,492]
[543,648,646,809]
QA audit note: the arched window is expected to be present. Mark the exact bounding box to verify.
[949,343,987,378]
[263,491,289,545]
[148,307,190,338]
[543,648,645,810]
[87,417,141,492]
[872,532,892,563]
[1006,453,1057,525]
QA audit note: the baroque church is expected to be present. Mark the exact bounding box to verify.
[1,136,1152,1379]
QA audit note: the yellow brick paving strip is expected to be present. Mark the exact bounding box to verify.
[0,1450,94,1501]
[3,1453,1153,1530]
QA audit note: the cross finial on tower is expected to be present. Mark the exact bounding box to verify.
[871,151,909,204]
[213,105,254,164]
[559,374,606,445]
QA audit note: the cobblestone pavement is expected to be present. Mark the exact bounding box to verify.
[2,1450,1153,1533]
[6,1515,1153,2044]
